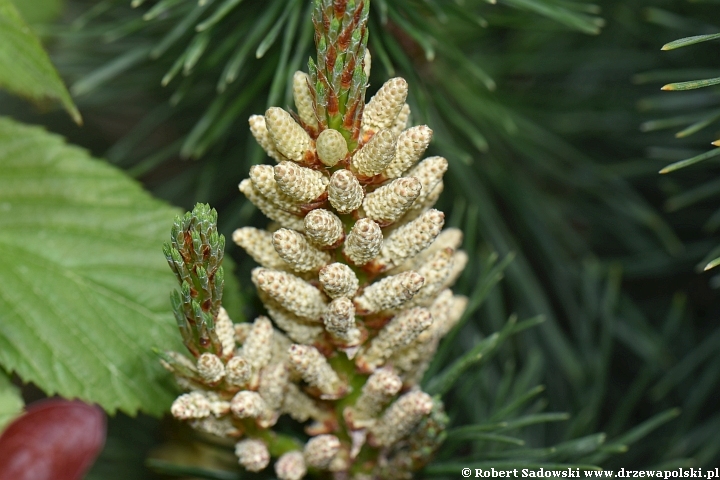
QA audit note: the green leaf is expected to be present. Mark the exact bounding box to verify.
[662,33,720,51]
[0,0,80,123]
[0,371,23,432]
[0,116,188,416]
[10,0,63,25]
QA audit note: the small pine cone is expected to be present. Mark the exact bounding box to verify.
[293,71,318,131]
[390,103,411,137]
[304,434,341,469]
[380,209,445,267]
[249,164,302,214]
[409,248,455,306]
[263,296,324,345]
[328,170,364,214]
[216,307,236,359]
[323,297,361,346]
[348,368,402,425]
[197,353,225,384]
[344,218,382,266]
[383,126,433,179]
[282,382,326,423]
[226,356,252,387]
[319,263,359,299]
[304,209,344,248]
[362,78,409,137]
[251,268,327,320]
[249,115,287,163]
[171,392,211,420]
[242,316,274,371]
[233,227,291,270]
[274,161,328,204]
[351,129,397,178]
[236,439,270,472]
[239,179,305,232]
[265,107,313,163]
[275,451,307,480]
[317,129,349,167]
[356,307,433,372]
[362,176,422,226]
[353,271,425,315]
[272,228,332,272]
[230,391,267,419]
[288,344,345,399]
[369,390,433,447]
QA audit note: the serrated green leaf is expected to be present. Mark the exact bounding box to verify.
[662,33,720,51]
[0,117,189,416]
[0,0,80,123]
[0,371,23,432]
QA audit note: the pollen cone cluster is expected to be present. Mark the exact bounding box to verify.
[163,1,466,479]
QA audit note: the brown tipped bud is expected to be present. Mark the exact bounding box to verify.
[252,268,327,320]
[274,161,328,204]
[317,129,349,166]
[197,353,225,384]
[288,344,345,398]
[362,78,409,136]
[370,391,434,447]
[226,356,252,387]
[362,176,422,226]
[356,307,433,371]
[230,391,267,418]
[171,392,211,420]
[304,434,341,469]
[323,297,361,346]
[265,107,314,162]
[249,115,287,163]
[293,71,318,130]
[304,209,344,248]
[236,439,271,472]
[344,218,382,266]
[328,169,364,213]
[319,263,359,299]
[272,228,332,272]
[353,271,425,314]
[275,451,307,480]
[351,129,397,178]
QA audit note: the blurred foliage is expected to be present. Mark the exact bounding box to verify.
[3,0,720,476]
